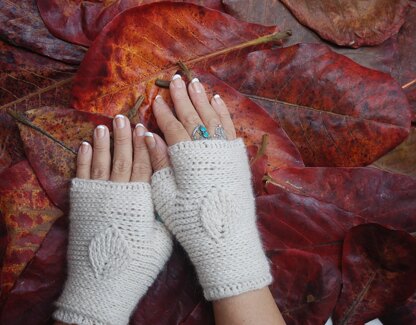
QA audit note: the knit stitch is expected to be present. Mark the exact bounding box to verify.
[54,179,172,325]
[151,139,272,301]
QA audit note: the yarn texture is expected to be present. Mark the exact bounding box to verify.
[152,139,272,301]
[54,179,172,325]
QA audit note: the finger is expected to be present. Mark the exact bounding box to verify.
[76,141,92,179]
[188,78,221,136]
[145,132,171,172]
[152,94,190,146]
[169,74,204,136]
[91,125,111,180]
[131,123,152,182]
[110,115,133,182]
[210,94,237,140]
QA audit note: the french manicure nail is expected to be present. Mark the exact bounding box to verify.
[155,95,164,103]
[135,123,145,136]
[172,74,183,88]
[144,132,156,148]
[213,94,222,103]
[79,141,90,154]
[115,114,126,128]
[95,125,106,138]
[191,78,202,93]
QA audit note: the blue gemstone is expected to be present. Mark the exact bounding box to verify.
[202,131,209,138]
[200,126,207,132]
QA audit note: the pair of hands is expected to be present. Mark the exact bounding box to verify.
[76,75,236,183]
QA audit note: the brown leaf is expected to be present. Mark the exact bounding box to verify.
[210,44,411,166]
[71,2,285,116]
[0,160,63,301]
[0,0,85,64]
[37,0,225,47]
[280,0,408,48]
[0,39,76,173]
[372,128,416,178]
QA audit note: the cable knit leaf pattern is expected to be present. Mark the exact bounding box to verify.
[88,225,131,279]
[200,188,238,242]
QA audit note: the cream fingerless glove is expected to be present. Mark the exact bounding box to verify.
[152,139,272,301]
[54,179,172,325]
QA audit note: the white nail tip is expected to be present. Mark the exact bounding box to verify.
[96,125,105,129]
[144,132,154,137]
[172,74,182,80]
[135,123,144,128]
[214,94,221,99]
[81,141,90,146]
[191,78,200,83]
[115,114,125,119]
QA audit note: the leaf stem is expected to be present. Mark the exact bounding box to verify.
[8,110,77,155]
[127,95,145,119]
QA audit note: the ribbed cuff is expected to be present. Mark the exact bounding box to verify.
[203,272,273,301]
[71,178,150,191]
[53,306,109,325]
[168,138,245,155]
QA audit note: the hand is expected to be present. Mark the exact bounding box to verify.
[148,75,272,301]
[54,116,172,325]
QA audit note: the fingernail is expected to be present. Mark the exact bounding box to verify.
[213,94,222,104]
[115,114,126,128]
[144,132,156,148]
[135,123,145,136]
[79,141,90,154]
[171,74,183,88]
[191,78,202,93]
[95,125,106,138]
[155,94,164,103]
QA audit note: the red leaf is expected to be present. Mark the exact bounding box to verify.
[0,160,63,302]
[269,249,341,325]
[257,192,364,267]
[71,2,283,117]
[333,223,416,325]
[264,167,416,232]
[37,0,225,47]
[0,0,85,64]
[210,44,411,166]
[280,0,408,48]
[0,39,76,173]
[0,216,67,325]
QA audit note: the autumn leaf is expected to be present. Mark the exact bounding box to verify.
[71,2,287,116]
[280,0,408,48]
[37,0,225,47]
[210,44,411,166]
[0,160,63,301]
[333,224,416,325]
[0,0,85,64]
[0,39,76,173]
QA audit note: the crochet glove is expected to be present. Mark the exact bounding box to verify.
[54,179,172,325]
[152,139,272,301]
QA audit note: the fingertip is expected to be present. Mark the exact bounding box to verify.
[146,133,170,171]
[76,141,92,179]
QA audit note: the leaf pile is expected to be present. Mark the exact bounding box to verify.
[1,1,416,324]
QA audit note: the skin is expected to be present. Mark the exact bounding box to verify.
[56,75,286,325]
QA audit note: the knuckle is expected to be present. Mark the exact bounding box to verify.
[114,134,131,146]
[91,166,108,180]
[132,162,152,177]
[112,159,132,174]
[184,115,200,127]
[152,154,169,170]
[164,119,184,132]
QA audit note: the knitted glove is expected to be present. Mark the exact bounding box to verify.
[54,179,172,325]
[151,139,272,301]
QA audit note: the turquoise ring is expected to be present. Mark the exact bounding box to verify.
[192,124,210,140]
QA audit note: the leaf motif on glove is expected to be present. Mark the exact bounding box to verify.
[88,225,131,279]
[200,188,238,242]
